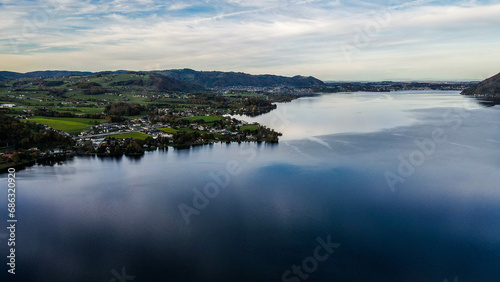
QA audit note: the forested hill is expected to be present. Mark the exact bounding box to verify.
[0,71,204,93]
[0,71,96,81]
[154,69,325,88]
[1,69,324,88]
[461,72,500,98]
[0,114,74,150]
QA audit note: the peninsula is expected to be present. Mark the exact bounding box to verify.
[0,70,319,170]
[461,72,500,98]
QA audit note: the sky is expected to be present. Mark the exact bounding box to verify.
[0,0,499,81]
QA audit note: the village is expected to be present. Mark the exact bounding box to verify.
[75,111,267,150]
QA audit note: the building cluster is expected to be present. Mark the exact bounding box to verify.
[0,103,16,108]
[75,113,259,148]
[214,86,314,96]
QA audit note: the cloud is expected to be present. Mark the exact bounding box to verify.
[167,3,193,10]
[0,0,499,80]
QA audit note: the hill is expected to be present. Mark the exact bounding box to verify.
[0,71,203,93]
[145,73,204,92]
[0,69,324,88]
[154,69,324,88]
[0,71,96,81]
[461,72,500,98]
[106,72,204,92]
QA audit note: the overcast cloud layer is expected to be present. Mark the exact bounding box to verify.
[0,0,499,80]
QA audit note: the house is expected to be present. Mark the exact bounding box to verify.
[0,104,16,108]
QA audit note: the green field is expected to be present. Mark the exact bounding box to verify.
[155,98,185,103]
[31,116,105,124]
[240,124,259,131]
[57,107,104,114]
[159,127,178,133]
[29,117,104,134]
[108,132,151,140]
[183,116,222,123]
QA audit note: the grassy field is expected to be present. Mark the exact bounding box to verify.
[29,117,104,134]
[155,98,185,103]
[35,117,105,124]
[108,132,151,140]
[240,124,259,131]
[183,116,222,123]
[57,107,104,114]
[127,95,150,103]
[159,127,178,133]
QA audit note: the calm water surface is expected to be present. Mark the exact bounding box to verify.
[1,91,500,282]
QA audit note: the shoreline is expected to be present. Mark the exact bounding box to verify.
[0,139,280,174]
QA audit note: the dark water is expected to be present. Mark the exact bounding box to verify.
[1,91,500,282]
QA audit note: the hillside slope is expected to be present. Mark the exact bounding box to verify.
[155,69,324,88]
[145,73,205,92]
[0,71,97,81]
[461,72,500,98]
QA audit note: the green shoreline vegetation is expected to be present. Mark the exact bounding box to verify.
[0,72,290,169]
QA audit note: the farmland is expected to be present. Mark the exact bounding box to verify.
[159,127,178,133]
[57,107,104,114]
[0,72,285,146]
[28,117,105,134]
[108,132,151,140]
[240,124,259,131]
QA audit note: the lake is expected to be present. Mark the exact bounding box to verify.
[1,91,500,282]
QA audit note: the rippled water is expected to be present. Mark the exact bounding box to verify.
[1,91,500,282]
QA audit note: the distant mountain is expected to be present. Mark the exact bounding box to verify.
[0,71,94,81]
[154,69,324,88]
[0,71,204,93]
[0,71,22,82]
[461,72,500,98]
[144,73,205,92]
[0,69,324,88]
[105,72,205,92]
[0,70,130,82]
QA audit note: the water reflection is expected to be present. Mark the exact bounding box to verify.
[1,91,500,282]
[234,91,486,140]
[476,98,500,107]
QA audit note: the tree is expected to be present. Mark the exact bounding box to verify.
[125,140,144,155]
[105,102,145,116]
[11,152,20,164]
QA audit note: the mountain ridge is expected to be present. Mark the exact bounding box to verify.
[0,69,325,88]
[0,71,97,82]
[154,68,324,87]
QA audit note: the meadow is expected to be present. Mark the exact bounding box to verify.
[108,132,151,140]
[159,127,178,133]
[29,117,105,134]
[240,124,259,131]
